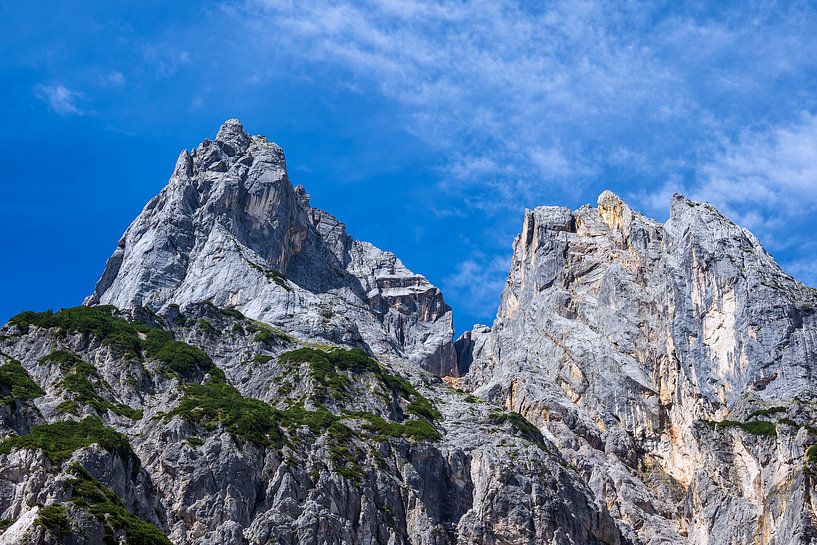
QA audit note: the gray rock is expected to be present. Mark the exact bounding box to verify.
[461,190,817,545]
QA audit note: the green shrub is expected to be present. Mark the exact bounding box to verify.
[36,504,70,535]
[248,262,291,291]
[143,330,214,379]
[251,355,273,364]
[0,518,13,531]
[69,466,171,545]
[169,380,283,448]
[40,350,84,367]
[10,306,148,357]
[278,348,440,421]
[489,411,544,444]
[354,412,441,442]
[0,359,44,404]
[704,419,777,437]
[10,307,217,380]
[196,320,217,335]
[0,417,134,463]
[54,353,141,419]
[221,308,245,320]
[407,397,442,421]
[748,406,787,419]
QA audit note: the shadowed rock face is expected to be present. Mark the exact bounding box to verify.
[85,119,457,376]
[460,190,817,545]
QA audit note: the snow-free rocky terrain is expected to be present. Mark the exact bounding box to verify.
[1,119,816,545]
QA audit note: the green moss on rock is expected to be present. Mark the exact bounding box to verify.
[0,359,44,404]
[0,417,134,464]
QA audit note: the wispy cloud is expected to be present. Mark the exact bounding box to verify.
[231,1,817,216]
[227,0,817,309]
[34,84,83,115]
[442,252,511,321]
[632,113,817,285]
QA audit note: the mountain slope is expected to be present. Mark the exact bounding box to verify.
[3,120,817,545]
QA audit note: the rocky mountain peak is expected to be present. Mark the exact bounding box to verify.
[214,118,252,156]
[85,120,457,375]
[461,188,817,544]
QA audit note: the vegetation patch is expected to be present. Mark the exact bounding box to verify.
[10,306,148,357]
[748,406,787,419]
[703,419,777,437]
[0,417,134,464]
[52,352,141,419]
[249,320,295,345]
[142,329,216,379]
[489,411,545,444]
[247,261,291,291]
[278,348,441,421]
[0,359,44,404]
[351,412,441,442]
[69,466,171,545]
[221,307,245,320]
[251,355,273,365]
[10,307,216,380]
[36,504,70,535]
[168,380,283,448]
[196,320,217,335]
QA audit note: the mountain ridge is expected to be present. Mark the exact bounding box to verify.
[1,120,816,545]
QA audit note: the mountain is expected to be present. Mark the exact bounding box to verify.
[0,120,815,545]
[459,190,817,545]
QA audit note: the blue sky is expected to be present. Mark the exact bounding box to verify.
[2,1,817,334]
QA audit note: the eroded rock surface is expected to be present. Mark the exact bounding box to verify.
[461,190,817,545]
[86,119,457,376]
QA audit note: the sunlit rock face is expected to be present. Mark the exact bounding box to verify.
[460,189,817,545]
[86,119,457,376]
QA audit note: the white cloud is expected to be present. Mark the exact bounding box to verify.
[226,0,817,303]
[106,71,125,87]
[442,252,511,320]
[34,84,82,115]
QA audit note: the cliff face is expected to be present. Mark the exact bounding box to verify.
[2,120,817,545]
[460,190,817,545]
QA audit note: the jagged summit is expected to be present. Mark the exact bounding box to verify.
[459,186,817,544]
[85,120,458,375]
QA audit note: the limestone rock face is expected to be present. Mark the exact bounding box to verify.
[86,119,457,376]
[461,190,817,545]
